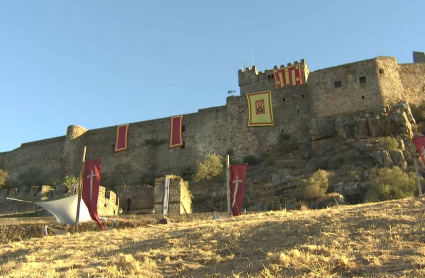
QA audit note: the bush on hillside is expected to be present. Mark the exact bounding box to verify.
[193,154,224,182]
[298,170,335,201]
[364,166,421,202]
[380,137,399,151]
[0,168,9,188]
[410,104,425,122]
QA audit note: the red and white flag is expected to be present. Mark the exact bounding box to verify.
[230,164,248,216]
[82,159,105,229]
[413,136,425,164]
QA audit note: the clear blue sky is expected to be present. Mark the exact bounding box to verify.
[0,1,424,152]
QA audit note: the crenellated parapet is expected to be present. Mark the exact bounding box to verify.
[238,59,309,87]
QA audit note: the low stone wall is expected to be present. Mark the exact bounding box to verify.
[0,185,119,217]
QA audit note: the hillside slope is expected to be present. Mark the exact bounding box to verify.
[1,197,425,277]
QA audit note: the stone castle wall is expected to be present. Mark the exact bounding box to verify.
[0,52,424,195]
[398,62,425,106]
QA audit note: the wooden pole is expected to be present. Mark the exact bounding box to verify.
[414,155,422,196]
[226,155,231,217]
[410,140,423,197]
[74,146,87,233]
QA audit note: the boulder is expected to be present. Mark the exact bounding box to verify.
[389,149,407,169]
[370,150,393,167]
[308,118,335,141]
[335,115,355,140]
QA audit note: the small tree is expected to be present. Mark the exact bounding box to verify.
[193,154,224,182]
[298,170,334,201]
[64,175,79,194]
[0,168,9,188]
[364,166,420,202]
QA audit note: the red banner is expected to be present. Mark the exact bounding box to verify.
[230,164,248,216]
[273,64,303,89]
[82,159,105,229]
[413,136,425,164]
[114,124,129,153]
[169,115,184,149]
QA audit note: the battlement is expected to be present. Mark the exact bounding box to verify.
[238,59,308,84]
[238,59,310,96]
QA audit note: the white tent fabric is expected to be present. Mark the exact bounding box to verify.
[34,195,92,224]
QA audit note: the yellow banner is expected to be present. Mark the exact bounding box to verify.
[247,91,274,126]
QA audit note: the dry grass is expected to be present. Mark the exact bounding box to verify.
[2,198,425,277]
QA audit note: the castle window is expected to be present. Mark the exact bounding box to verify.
[334,81,342,88]
[297,109,300,113]
[362,96,365,99]
[359,76,367,84]
[282,98,286,102]
[182,125,186,132]
[302,95,305,98]
[379,69,384,74]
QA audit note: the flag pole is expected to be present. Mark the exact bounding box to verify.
[226,155,231,217]
[411,140,423,196]
[74,146,87,233]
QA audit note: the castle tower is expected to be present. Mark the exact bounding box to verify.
[238,59,310,96]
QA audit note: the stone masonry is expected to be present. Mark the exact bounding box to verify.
[0,51,425,197]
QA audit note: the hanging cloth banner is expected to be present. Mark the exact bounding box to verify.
[273,64,304,89]
[162,178,170,215]
[83,159,105,230]
[413,136,425,164]
[230,164,248,216]
[169,115,184,149]
[247,91,274,126]
[114,124,130,153]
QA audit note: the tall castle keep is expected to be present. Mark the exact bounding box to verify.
[1,52,425,193]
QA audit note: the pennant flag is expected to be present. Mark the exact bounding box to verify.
[413,136,425,164]
[83,159,105,229]
[230,164,248,216]
[114,124,129,153]
[169,115,184,149]
[273,64,304,89]
[247,91,274,126]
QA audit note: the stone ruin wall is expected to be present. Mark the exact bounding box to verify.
[153,178,192,215]
[0,185,119,217]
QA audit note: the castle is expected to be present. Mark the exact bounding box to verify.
[1,51,425,209]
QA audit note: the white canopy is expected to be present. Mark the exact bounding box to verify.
[35,195,92,224]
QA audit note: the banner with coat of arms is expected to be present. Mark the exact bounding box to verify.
[247,91,274,126]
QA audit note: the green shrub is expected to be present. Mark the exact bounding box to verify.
[243,155,260,166]
[380,137,398,151]
[0,168,8,188]
[64,175,79,193]
[193,154,224,182]
[410,104,425,122]
[364,166,420,202]
[298,170,335,201]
